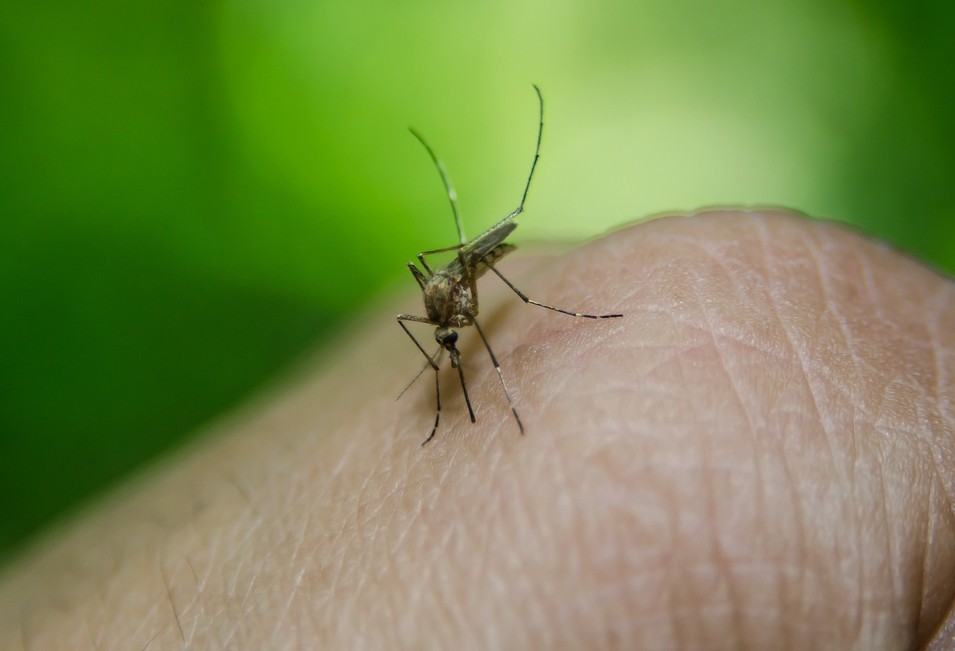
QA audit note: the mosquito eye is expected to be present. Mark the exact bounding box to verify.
[435,328,458,345]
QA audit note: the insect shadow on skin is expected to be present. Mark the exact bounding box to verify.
[397,85,623,446]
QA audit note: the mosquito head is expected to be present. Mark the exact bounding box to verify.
[435,327,458,347]
[435,327,461,366]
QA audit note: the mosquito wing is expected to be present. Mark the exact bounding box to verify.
[446,220,518,278]
[464,219,517,260]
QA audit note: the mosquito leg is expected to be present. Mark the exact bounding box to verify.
[454,356,477,424]
[395,323,443,445]
[417,243,465,275]
[407,263,428,291]
[472,318,524,434]
[397,315,440,368]
[398,346,442,401]
[421,361,442,446]
[409,128,467,246]
[484,260,623,319]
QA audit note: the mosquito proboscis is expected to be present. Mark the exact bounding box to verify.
[398,85,622,446]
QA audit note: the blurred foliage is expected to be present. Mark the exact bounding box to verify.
[0,0,953,563]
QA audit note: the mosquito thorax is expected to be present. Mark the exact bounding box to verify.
[424,271,475,327]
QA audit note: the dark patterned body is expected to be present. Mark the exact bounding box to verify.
[422,270,474,327]
[424,239,517,327]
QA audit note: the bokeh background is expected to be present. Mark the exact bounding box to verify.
[1,0,953,564]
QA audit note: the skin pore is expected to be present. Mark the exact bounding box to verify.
[1,209,953,650]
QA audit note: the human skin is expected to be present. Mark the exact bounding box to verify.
[0,209,953,650]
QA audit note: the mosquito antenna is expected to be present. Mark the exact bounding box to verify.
[409,128,466,245]
[505,84,544,222]
[397,347,442,401]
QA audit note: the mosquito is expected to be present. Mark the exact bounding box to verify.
[398,85,623,445]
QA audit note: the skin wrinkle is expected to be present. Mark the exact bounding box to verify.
[17,608,29,651]
[916,457,949,646]
[874,436,903,636]
[173,582,198,645]
[182,555,209,645]
[550,425,587,591]
[234,560,262,639]
[475,528,516,648]
[754,216,822,646]
[821,275,888,643]
[857,246,887,324]
[467,489,500,630]
[81,619,97,651]
[353,451,387,544]
[684,249,753,647]
[507,436,578,644]
[749,425,786,646]
[823,244,871,477]
[272,513,313,644]
[793,230,854,469]
[140,629,161,650]
[836,230,939,648]
[331,520,373,641]
[787,336,852,635]
[442,527,487,650]
[601,466,656,647]
[643,300,793,364]
[800,229,868,398]
[924,283,955,516]
[784,238,845,640]
[651,520,692,646]
[925,508,955,650]
[90,567,108,645]
[585,576,641,649]
[157,557,185,646]
[711,320,791,364]
[519,306,622,397]
[227,474,253,504]
[914,476,934,639]
[518,355,563,430]
[846,247,888,556]
[126,592,164,650]
[498,464,546,642]
[882,277,955,641]
[700,427,734,648]
[928,480,955,642]
[414,507,464,644]
[933,287,955,422]
[297,465,365,624]
[910,394,938,638]
[802,228,902,641]
[639,299,697,645]
[667,313,705,649]
[218,613,241,649]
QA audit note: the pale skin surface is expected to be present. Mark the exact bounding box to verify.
[1,209,954,650]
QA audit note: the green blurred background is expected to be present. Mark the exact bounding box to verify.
[1,0,953,564]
